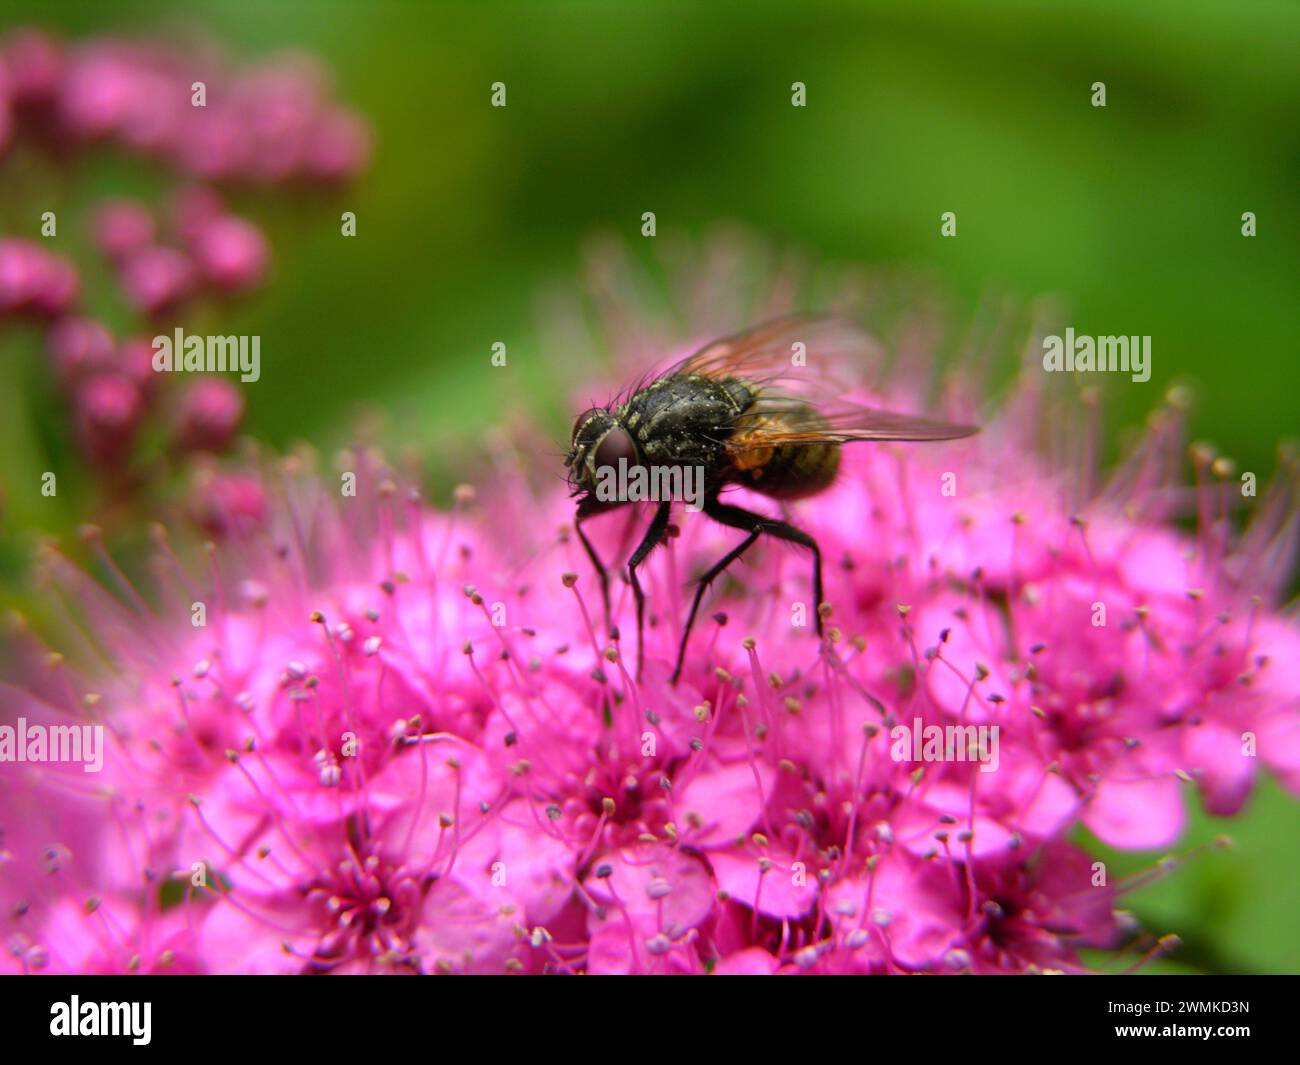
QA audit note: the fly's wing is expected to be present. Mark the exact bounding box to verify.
[734,395,979,445]
[659,314,979,447]
[660,313,861,393]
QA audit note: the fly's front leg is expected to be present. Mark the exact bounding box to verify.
[627,501,671,680]
[574,495,624,635]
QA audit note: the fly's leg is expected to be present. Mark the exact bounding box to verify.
[627,501,671,680]
[671,496,824,684]
[574,495,624,635]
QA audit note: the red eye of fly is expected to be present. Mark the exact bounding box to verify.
[594,427,638,471]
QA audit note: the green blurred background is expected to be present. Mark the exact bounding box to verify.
[1,0,1297,972]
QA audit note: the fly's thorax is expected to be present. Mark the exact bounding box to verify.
[622,374,751,472]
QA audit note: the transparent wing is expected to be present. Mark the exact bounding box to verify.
[652,314,978,446]
[731,395,979,446]
[665,313,863,392]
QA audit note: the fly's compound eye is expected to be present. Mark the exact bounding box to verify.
[594,427,638,472]
[571,408,603,443]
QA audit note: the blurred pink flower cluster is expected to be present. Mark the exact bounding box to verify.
[0,28,368,182]
[3,242,1297,974]
[0,27,366,487]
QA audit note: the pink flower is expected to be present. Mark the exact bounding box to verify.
[171,378,245,453]
[118,245,193,316]
[72,373,143,466]
[0,29,63,106]
[24,30,370,184]
[0,683,197,974]
[187,215,269,293]
[46,316,115,384]
[0,239,78,317]
[187,468,267,539]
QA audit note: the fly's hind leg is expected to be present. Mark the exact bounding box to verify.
[671,496,824,684]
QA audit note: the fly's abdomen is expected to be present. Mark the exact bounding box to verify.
[726,408,841,499]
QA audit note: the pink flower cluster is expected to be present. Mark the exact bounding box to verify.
[93,188,270,317]
[3,310,1297,973]
[0,239,78,318]
[0,236,251,475]
[0,28,369,182]
[0,27,366,493]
